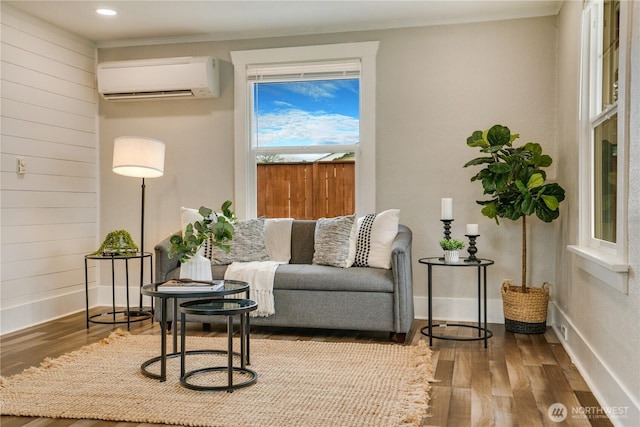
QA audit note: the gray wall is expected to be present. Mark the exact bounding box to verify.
[98,15,558,316]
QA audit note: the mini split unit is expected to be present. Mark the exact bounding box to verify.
[97,56,220,101]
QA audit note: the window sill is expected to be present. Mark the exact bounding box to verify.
[567,245,629,294]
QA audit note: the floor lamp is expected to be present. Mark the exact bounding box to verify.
[112,136,165,309]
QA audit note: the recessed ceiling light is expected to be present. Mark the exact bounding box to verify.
[96,8,117,16]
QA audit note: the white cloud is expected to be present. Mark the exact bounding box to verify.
[286,81,339,100]
[257,109,359,147]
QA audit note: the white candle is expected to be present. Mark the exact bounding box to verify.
[466,223,479,235]
[441,198,453,220]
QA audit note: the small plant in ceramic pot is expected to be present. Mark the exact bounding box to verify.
[439,238,465,251]
[439,238,465,263]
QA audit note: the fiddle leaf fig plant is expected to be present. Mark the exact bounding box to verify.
[464,125,565,291]
[168,200,236,264]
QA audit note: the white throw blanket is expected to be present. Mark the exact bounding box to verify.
[224,261,280,317]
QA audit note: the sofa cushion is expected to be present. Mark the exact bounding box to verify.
[289,221,316,264]
[312,215,357,268]
[209,218,269,265]
[355,209,400,269]
[273,264,394,292]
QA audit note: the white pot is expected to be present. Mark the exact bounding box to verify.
[179,251,213,281]
[444,250,460,263]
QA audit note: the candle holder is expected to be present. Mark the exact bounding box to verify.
[440,219,454,240]
[464,234,480,263]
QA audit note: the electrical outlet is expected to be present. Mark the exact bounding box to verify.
[560,324,568,341]
[16,157,26,175]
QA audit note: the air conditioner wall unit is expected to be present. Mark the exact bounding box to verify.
[97,56,219,101]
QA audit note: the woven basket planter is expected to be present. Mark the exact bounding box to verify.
[501,280,550,334]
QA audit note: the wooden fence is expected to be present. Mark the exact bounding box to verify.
[257,161,355,219]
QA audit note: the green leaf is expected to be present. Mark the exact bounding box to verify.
[481,177,497,193]
[515,180,527,193]
[466,130,487,148]
[523,142,542,156]
[543,183,566,202]
[481,202,498,221]
[198,206,213,219]
[486,125,512,147]
[541,195,559,211]
[527,173,544,189]
[536,204,560,222]
[538,154,552,168]
[521,195,535,215]
[488,163,511,174]
[463,157,494,168]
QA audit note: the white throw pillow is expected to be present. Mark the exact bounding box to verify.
[354,209,400,269]
[180,207,206,256]
[312,215,357,268]
[180,207,203,233]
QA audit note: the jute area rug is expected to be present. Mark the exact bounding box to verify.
[1,330,433,427]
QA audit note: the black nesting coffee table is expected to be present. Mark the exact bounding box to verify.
[179,298,258,392]
[140,280,249,382]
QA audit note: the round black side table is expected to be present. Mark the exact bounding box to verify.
[84,252,153,330]
[179,298,258,392]
[419,257,495,348]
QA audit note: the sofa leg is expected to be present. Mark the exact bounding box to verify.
[202,323,211,331]
[391,332,407,344]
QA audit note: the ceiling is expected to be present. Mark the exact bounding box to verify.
[5,0,563,48]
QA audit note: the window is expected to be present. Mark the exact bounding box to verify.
[250,63,359,218]
[569,0,629,292]
[231,42,378,219]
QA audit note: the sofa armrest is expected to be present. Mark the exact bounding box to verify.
[155,232,180,282]
[390,224,414,334]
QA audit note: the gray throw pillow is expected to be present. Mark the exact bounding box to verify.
[209,218,270,265]
[312,215,357,268]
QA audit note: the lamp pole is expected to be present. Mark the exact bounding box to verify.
[139,177,146,309]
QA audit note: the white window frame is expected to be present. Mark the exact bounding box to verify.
[568,0,629,293]
[231,42,379,219]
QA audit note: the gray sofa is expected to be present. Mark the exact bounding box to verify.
[154,220,414,342]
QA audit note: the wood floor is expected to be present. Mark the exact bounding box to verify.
[1,308,612,427]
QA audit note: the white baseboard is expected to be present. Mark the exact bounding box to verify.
[0,290,87,335]
[0,285,151,335]
[549,302,639,427]
[413,295,505,324]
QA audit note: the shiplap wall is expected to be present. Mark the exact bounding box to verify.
[1,4,97,334]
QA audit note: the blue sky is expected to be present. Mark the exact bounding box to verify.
[254,79,360,148]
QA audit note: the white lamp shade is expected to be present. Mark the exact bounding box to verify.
[112,136,165,178]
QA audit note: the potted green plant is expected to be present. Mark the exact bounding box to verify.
[92,229,138,256]
[168,200,236,280]
[464,124,565,334]
[439,238,465,263]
